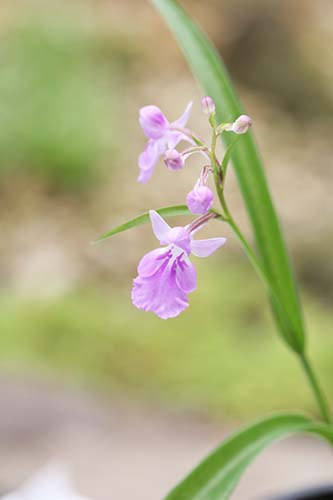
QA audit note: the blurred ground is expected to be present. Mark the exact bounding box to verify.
[1,377,333,500]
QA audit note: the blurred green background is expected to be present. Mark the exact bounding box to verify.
[0,0,332,424]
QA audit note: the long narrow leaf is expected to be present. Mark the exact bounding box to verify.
[152,0,305,352]
[164,414,333,500]
[95,205,191,242]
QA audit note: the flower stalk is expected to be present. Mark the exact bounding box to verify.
[300,354,331,425]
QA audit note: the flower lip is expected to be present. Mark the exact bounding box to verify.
[132,254,191,319]
[164,149,184,171]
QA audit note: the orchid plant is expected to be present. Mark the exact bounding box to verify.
[97,0,333,498]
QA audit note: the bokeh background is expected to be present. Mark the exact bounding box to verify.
[0,0,332,498]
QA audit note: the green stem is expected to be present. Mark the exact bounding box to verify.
[221,136,240,176]
[300,354,331,425]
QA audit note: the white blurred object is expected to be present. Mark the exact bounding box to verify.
[1,464,93,500]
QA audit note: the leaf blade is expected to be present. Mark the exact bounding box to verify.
[164,414,333,500]
[152,0,305,352]
[95,205,191,243]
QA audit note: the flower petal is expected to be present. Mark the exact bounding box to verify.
[191,237,227,257]
[138,140,164,183]
[132,262,189,319]
[171,101,193,129]
[166,130,193,149]
[167,101,194,149]
[176,255,196,292]
[149,210,171,243]
[139,105,169,139]
[137,247,171,277]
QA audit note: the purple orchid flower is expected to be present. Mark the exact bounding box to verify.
[132,210,226,319]
[138,102,193,183]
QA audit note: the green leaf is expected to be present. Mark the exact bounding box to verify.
[152,0,305,352]
[95,205,191,242]
[164,414,333,500]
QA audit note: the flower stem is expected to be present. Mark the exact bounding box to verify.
[182,145,209,158]
[171,126,206,147]
[300,354,331,425]
[221,136,240,176]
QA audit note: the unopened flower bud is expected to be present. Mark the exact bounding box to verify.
[163,149,185,171]
[186,185,213,215]
[227,114,252,134]
[201,96,215,115]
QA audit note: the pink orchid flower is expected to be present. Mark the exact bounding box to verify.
[132,210,226,319]
[137,102,192,183]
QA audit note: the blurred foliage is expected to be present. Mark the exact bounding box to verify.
[0,257,332,421]
[0,1,135,191]
[227,12,333,118]
[186,0,333,118]
[296,242,333,305]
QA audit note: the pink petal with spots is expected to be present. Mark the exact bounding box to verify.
[137,248,171,277]
[176,255,196,292]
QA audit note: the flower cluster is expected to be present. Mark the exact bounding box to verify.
[133,97,252,319]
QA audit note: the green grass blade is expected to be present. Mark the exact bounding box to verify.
[95,205,191,243]
[164,414,333,500]
[152,0,305,352]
